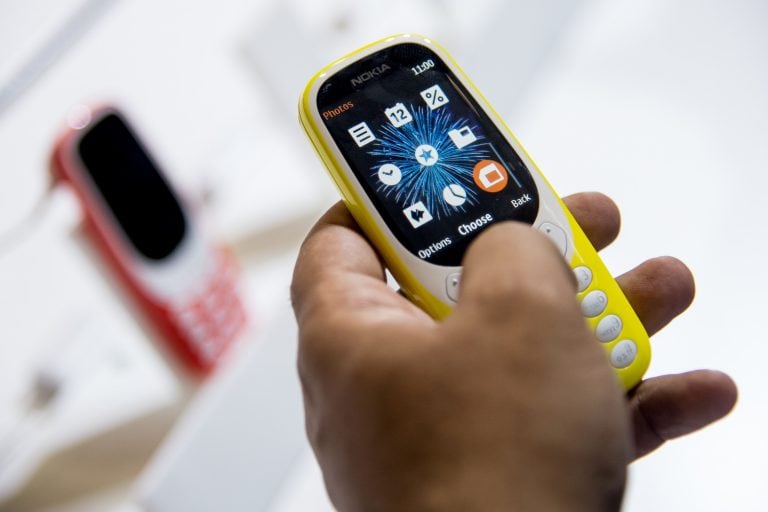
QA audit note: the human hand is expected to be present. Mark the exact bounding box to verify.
[291,193,737,512]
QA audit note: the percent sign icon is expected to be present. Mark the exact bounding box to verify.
[425,89,444,105]
[421,85,449,110]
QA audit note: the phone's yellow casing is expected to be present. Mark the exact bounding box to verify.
[299,34,650,390]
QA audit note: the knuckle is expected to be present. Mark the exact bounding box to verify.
[467,273,569,322]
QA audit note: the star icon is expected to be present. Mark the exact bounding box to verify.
[414,144,439,166]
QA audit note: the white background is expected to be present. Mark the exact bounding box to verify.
[0,0,766,510]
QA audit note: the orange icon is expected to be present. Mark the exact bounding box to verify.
[473,160,508,193]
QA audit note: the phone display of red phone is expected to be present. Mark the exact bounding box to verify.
[50,106,247,374]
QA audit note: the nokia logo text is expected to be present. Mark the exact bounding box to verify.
[351,64,391,86]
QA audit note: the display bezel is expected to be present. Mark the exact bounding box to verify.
[315,40,541,266]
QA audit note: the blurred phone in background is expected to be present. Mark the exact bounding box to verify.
[50,106,247,374]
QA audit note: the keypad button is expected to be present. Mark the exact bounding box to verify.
[203,291,219,314]
[538,222,568,256]
[199,338,219,362]
[596,314,622,343]
[610,340,637,369]
[178,308,199,331]
[446,272,461,302]
[212,306,230,328]
[573,266,593,293]
[188,323,209,346]
[222,317,241,340]
[580,290,608,318]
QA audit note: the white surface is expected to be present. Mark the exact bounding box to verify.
[0,0,94,95]
[0,0,766,510]
[0,313,178,502]
[138,256,325,512]
[242,0,506,115]
[266,451,335,512]
[0,184,180,503]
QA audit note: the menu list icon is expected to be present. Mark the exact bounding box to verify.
[348,122,376,147]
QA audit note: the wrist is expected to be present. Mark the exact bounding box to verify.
[397,457,626,512]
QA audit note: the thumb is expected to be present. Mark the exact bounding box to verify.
[454,221,580,331]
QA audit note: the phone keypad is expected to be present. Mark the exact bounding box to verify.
[174,263,246,363]
[574,265,638,370]
[441,255,639,371]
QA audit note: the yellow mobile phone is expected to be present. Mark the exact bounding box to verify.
[299,34,649,389]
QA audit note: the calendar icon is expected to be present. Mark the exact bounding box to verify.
[384,102,413,128]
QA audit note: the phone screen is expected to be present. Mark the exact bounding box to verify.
[77,113,187,260]
[316,42,540,266]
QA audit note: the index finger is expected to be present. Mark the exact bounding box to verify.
[291,202,432,390]
[290,202,391,323]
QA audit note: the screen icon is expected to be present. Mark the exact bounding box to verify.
[384,103,413,128]
[448,126,477,149]
[473,160,509,193]
[415,144,439,166]
[442,184,467,207]
[348,122,376,147]
[420,84,449,110]
[403,201,433,228]
[378,163,402,186]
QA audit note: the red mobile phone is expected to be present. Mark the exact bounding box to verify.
[51,106,247,374]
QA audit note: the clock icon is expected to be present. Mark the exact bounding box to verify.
[442,184,467,207]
